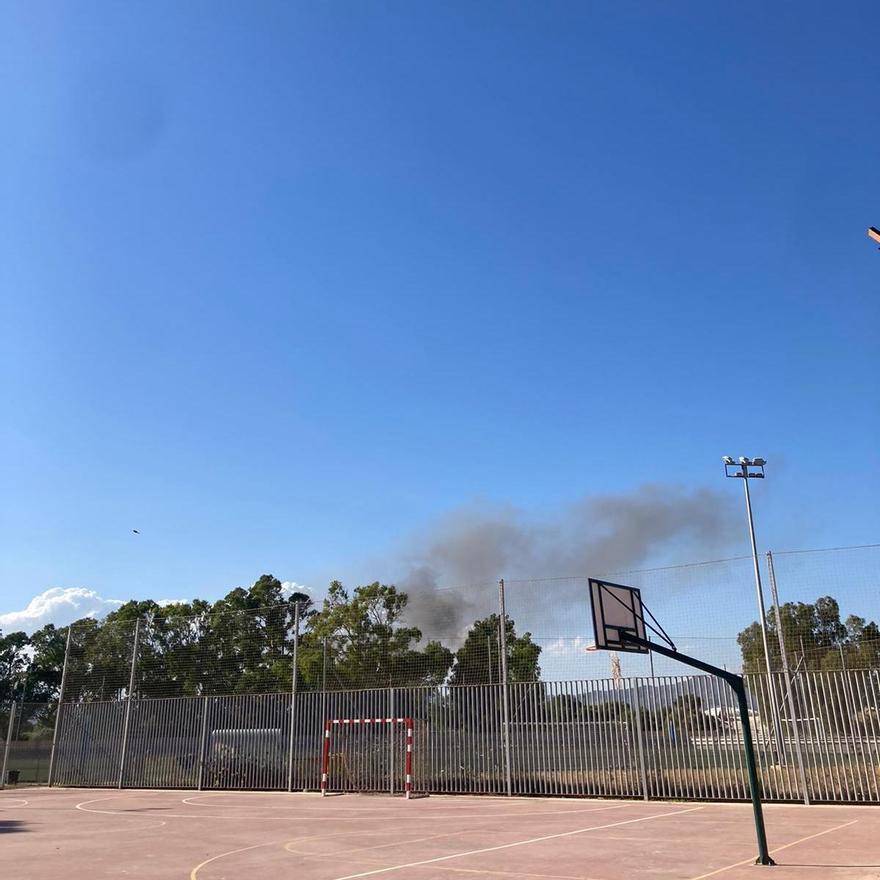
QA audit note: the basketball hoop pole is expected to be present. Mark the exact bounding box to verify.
[621,633,775,867]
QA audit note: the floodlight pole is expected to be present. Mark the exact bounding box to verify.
[741,474,774,680]
[724,458,784,756]
[621,632,774,866]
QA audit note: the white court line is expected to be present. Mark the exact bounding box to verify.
[283,805,636,860]
[175,794,639,822]
[0,798,29,808]
[193,830,460,880]
[182,790,640,809]
[99,820,169,835]
[282,828,450,854]
[332,805,703,880]
[286,829,502,859]
[73,796,170,833]
[75,795,137,815]
[76,792,636,823]
[423,867,585,880]
[190,839,288,880]
[181,793,227,806]
[686,819,859,880]
[191,813,636,880]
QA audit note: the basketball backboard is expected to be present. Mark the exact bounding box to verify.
[589,578,649,653]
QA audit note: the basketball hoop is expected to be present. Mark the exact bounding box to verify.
[587,576,775,866]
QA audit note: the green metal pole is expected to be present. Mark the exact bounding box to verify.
[731,676,775,865]
[620,634,775,866]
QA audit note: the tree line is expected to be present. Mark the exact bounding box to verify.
[737,595,880,675]
[0,575,541,703]
[4,578,878,707]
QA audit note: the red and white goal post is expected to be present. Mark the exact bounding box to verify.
[321,717,414,799]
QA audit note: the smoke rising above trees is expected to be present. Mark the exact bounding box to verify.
[397,484,739,635]
[1,483,744,699]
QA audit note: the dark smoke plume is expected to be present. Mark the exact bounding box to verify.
[396,484,738,637]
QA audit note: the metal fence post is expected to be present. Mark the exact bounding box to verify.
[117,618,141,789]
[321,635,328,715]
[197,697,209,791]
[1,703,15,788]
[498,579,513,797]
[765,551,809,803]
[287,601,300,792]
[629,679,649,800]
[389,687,396,796]
[47,625,73,787]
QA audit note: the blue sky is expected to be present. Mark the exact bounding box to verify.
[1,2,878,632]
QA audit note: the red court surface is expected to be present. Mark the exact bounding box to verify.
[1,788,878,880]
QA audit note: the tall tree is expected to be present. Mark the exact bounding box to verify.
[0,630,31,704]
[449,614,541,685]
[26,624,68,702]
[305,581,453,689]
[738,595,880,674]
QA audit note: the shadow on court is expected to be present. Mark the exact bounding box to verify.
[0,820,28,833]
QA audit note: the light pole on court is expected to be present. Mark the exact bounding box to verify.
[722,456,784,754]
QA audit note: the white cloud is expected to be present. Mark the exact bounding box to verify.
[1,580,313,635]
[545,636,592,656]
[280,581,311,597]
[0,587,125,633]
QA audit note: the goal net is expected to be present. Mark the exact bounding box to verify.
[320,717,413,798]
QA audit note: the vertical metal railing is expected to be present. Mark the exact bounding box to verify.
[45,670,880,804]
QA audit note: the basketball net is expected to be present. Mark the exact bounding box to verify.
[610,653,622,688]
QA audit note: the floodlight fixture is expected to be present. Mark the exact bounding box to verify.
[725,457,765,479]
